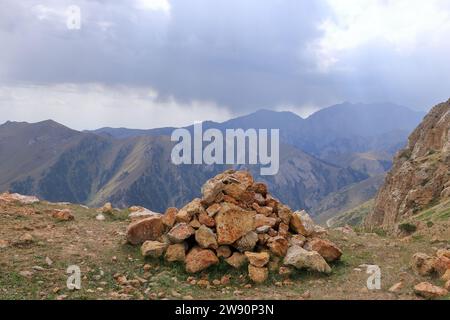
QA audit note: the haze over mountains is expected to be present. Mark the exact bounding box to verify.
[0,102,424,218]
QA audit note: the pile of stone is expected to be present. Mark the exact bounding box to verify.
[125,170,342,283]
[411,249,450,298]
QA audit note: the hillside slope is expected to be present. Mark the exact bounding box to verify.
[365,99,450,229]
[0,121,365,212]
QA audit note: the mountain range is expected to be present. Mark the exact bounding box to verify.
[0,102,425,217]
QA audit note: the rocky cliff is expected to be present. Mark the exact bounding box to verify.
[365,99,450,229]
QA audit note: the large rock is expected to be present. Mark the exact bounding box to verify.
[304,238,342,262]
[245,252,270,267]
[195,225,218,249]
[290,210,315,236]
[248,265,268,283]
[215,203,255,245]
[162,207,178,227]
[414,282,448,299]
[267,236,288,257]
[411,253,436,276]
[185,247,219,273]
[283,245,331,274]
[141,241,168,258]
[167,223,195,243]
[434,250,450,275]
[277,204,292,225]
[225,252,247,269]
[126,216,165,245]
[165,243,186,262]
[233,231,258,252]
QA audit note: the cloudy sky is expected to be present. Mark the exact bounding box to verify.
[1,0,449,130]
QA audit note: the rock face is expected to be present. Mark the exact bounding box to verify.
[125,170,342,281]
[366,100,450,228]
[126,216,165,245]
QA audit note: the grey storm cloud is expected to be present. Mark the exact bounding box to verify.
[0,0,450,127]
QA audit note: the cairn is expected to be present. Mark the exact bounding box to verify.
[125,170,342,283]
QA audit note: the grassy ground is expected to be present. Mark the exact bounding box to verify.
[0,200,449,300]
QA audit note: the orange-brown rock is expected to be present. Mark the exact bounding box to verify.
[433,254,450,275]
[278,223,289,238]
[254,214,277,228]
[198,211,215,227]
[304,238,343,262]
[245,251,270,267]
[167,223,195,243]
[141,241,167,258]
[215,203,255,245]
[414,282,448,299]
[250,182,268,196]
[290,210,315,236]
[225,252,247,269]
[267,236,288,257]
[216,245,232,258]
[289,234,306,247]
[206,203,221,217]
[176,198,204,223]
[411,253,436,276]
[126,216,165,245]
[195,225,218,249]
[165,243,186,262]
[441,269,450,282]
[162,207,177,227]
[185,247,219,273]
[277,204,292,225]
[248,265,268,283]
[52,209,74,221]
[189,218,201,229]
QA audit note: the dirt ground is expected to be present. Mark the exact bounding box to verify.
[0,200,449,300]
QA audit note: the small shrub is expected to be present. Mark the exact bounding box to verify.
[398,222,417,234]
